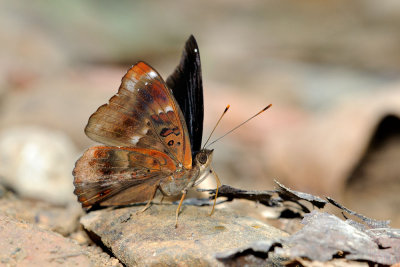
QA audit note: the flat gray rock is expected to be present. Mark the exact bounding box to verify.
[80,204,287,266]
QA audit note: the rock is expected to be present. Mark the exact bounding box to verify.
[80,204,287,266]
[0,126,79,205]
[69,229,94,246]
[0,191,82,236]
[0,215,122,267]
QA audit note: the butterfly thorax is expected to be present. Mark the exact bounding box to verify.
[159,149,213,197]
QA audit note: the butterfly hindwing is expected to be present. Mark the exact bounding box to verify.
[166,35,204,159]
[73,146,176,207]
[85,62,192,169]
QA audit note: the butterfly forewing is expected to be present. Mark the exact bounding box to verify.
[166,35,204,158]
[85,62,192,169]
[73,146,176,207]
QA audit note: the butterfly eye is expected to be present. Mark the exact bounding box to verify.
[198,153,208,164]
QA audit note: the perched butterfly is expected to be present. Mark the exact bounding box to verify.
[73,36,219,227]
[73,35,271,227]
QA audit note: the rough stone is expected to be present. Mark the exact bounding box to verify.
[0,215,122,267]
[80,204,287,266]
[0,191,82,236]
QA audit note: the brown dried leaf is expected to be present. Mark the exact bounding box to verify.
[275,180,327,209]
[327,197,390,229]
[215,211,400,266]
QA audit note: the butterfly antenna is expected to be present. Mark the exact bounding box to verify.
[206,104,272,148]
[202,105,230,149]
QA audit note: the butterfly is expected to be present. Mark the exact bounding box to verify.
[73,35,220,227]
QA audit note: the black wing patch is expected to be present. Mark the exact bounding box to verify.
[166,35,204,160]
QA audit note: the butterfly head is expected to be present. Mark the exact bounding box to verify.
[195,149,213,169]
[195,149,214,168]
[192,149,215,186]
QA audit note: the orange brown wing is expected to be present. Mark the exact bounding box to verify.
[73,146,176,207]
[84,62,192,169]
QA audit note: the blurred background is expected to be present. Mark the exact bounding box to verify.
[0,0,399,227]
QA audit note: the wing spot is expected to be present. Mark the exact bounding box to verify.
[160,128,172,137]
[148,70,157,78]
[168,140,174,146]
[131,136,140,145]
[160,127,180,137]
[165,106,173,112]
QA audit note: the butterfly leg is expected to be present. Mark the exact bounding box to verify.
[175,191,187,228]
[209,169,221,216]
[175,173,201,228]
[136,187,158,215]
